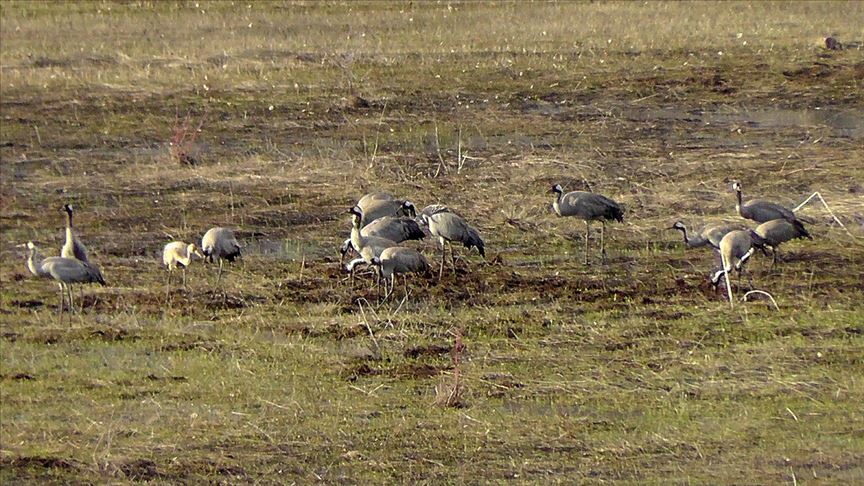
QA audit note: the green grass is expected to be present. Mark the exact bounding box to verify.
[2,1,864,483]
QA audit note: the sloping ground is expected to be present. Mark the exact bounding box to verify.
[1,2,863,483]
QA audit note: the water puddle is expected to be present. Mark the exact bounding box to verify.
[621,105,864,139]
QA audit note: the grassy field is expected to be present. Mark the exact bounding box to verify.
[2,1,863,483]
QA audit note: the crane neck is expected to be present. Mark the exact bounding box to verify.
[65,209,73,229]
[552,192,562,216]
[350,219,363,251]
[735,188,743,213]
[674,225,690,244]
[26,247,45,277]
[176,252,193,267]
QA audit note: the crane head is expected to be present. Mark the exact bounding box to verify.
[339,240,349,254]
[550,184,563,195]
[63,204,73,214]
[670,221,686,231]
[188,243,205,259]
[731,181,741,192]
[402,201,417,218]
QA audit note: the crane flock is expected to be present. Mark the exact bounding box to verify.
[22,180,816,311]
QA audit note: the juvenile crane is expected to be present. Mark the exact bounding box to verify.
[201,227,242,285]
[26,241,105,313]
[371,247,431,299]
[550,183,624,264]
[61,204,90,262]
[163,241,205,290]
[339,216,424,264]
[754,219,813,265]
[732,182,810,237]
[670,221,744,250]
[420,211,484,280]
[345,206,398,278]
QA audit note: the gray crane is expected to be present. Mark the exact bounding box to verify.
[733,182,810,237]
[710,230,764,288]
[201,227,242,285]
[345,207,399,279]
[420,211,484,280]
[357,192,394,208]
[371,246,431,299]
[550,183,624,264]
[670,221,745,250]
[419,203,452,218]
[26,241,105,313]
[339,216,424,265]
[754,219,812,265]
[357,195,417,227]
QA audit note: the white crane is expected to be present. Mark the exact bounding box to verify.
[163,241,205,291]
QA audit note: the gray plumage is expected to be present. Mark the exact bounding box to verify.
[710,230,761,286]
[671,221,744,250]
[551,183,623,264]
[357,195,417,227]
[345,207,398,274]
[420,203,452,218]
[371,247,431,298]
[26,241,105,313]
[339,216,424,263]
[357,192,394,208]
[61,204,90,263]
[201,227,242,285]
[420,211,484,280]
[363,216,425,243]
[733,182,810,238]
[754,218,812,265]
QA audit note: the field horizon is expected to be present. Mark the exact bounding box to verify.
[2,2,863,483]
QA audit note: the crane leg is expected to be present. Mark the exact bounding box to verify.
[600,221,607,264]
[216,259,224,286]
[584,221,590,265]
[447,241,456,275]
[182,268,187,290]
[771,247,778,267]
[57,283,65,314]
[722,254,734,309]
[439,244,445,281]
[67,284,75,313]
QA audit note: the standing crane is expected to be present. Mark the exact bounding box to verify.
[550,184,623,264]
[25,241,105,314]
[201,227,242,286]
